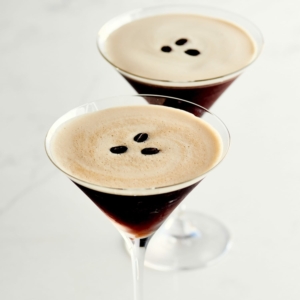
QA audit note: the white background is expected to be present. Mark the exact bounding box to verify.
[1,0,300,299]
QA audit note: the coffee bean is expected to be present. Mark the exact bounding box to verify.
[161,46,172,53]
[185,49,200,56]
[141,148,160,155]
[175,38,188,46]
[110,146,128,154]
[134,133,148,143]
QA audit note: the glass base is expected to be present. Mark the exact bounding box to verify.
[139,211,231,271]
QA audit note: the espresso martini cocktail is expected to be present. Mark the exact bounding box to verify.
[97,5,263,270]
[49,102,222,238]
[97,5,263,109]
[45,95,230,298]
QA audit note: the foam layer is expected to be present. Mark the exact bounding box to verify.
[50,105,222,189]
[103,14,256,81]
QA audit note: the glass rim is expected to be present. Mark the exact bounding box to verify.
[45,94,231,196]
[97,4,264,85]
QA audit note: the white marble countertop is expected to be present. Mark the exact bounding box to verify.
[1,0,300,299]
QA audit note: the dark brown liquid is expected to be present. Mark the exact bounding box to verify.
[74,181,200,238]
[123,75,237,110]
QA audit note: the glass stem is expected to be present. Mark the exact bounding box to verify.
[164,204,200,239]
[175,203,186,217]
[127,236,151,300]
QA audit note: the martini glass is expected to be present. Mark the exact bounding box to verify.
[45,95,230,298]
[97,5,263,270]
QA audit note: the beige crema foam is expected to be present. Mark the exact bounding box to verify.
[50,105,222,189]
[104,14,256,81]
